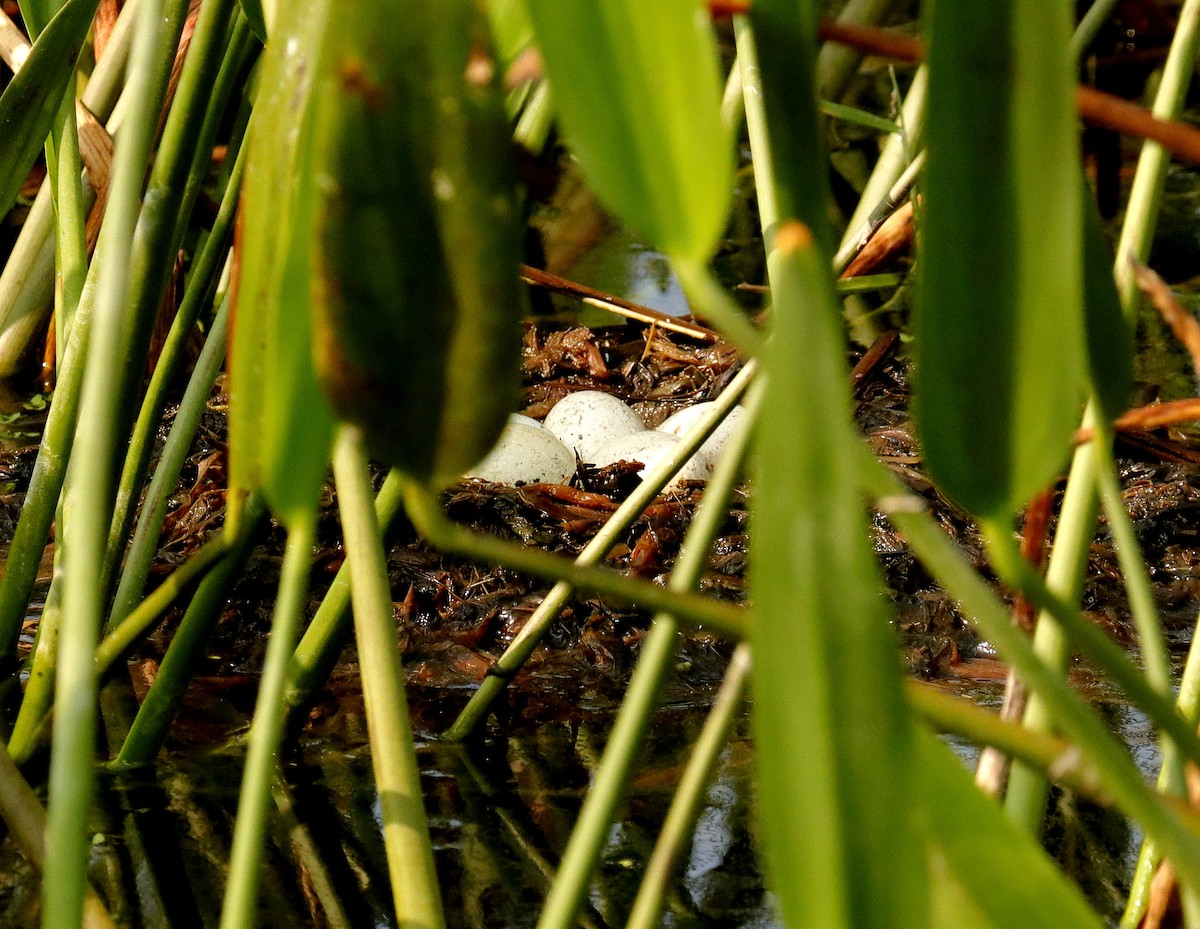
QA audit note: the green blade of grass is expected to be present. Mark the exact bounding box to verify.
[916,1,1085,519]
[919,729,1106,929]
[752,222,927,929]
[0,0,100,221]
[525,0,732,263]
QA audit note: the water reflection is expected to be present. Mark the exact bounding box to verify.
[0,674,1163,928]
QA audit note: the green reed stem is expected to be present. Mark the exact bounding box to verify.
[49,90,87,348]
[907,682,1108,804]
[282,470,406,731]
[0,0,180,661]
[980,525,1200,770]
[107,286,234,629]
[100,0,244,600]
[95,532,232,678]
[218,514,316,929]
[443,361,757,741]
[857,445,1200,893]
[44,1,184,924]
[1007,0,1200,832]
[333,427,445,929]
[1121,609,1200,927]
[103,35,252,598]
[114,495,264,768]
[0,0,138,376]
[7,534,64,763]
[536,381,760,929]
[626,642,751,929]
[13,293,232,758]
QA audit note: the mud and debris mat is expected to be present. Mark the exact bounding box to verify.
[4,320,1200,725]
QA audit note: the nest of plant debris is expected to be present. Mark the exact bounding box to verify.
[10,317,1200,728]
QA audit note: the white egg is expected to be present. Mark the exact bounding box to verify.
[657,403,746,470]
[467,422,576,485]
[589,430,713,489]
[508,413,544,430]
[543,390,646,464]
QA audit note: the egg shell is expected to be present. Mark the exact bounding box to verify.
[657,403,746,470]
[589,430,713,489]
[508,413,544,430]
[467,422,576,485]
[543,390,646,464]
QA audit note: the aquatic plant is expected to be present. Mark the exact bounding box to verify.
[0,1,1199,927]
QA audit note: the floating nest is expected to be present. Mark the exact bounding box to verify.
[5,318,1200,732]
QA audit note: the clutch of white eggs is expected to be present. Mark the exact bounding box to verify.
[467,390,744,489]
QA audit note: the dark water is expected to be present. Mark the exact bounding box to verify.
[0,667,1162,929]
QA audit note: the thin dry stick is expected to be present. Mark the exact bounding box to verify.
[519,264,722,341]
[1074,398,1200,443]
[1132,259,1200,380]
[815,17,1200,167]
[975,487,1054,796]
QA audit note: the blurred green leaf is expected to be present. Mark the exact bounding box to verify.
[0,0,100,222]
[916,1,1085,518]
[311,0,523,487]
[1081,190,1133,420]
[919,730,1106,929]
[228,0,334,527]
[753,223,927,929]
[525,0,732,262]
[485,0,533,69]
[748,0,834,246]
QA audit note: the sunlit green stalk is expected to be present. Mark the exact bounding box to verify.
[444,362,757,741]
[857,445,1200,891]
[103,0,242,507]
[909,683,1108,803]
[626,643,751,929]
[107,286,235,628]
[49,91,88,348]
[1090,428,1175,702]
[44,1,184,924]
[839,66,926,243]
[536,384,758,929]
[1007,0,1200,831]
[0,0,138,378]
[282,470,405,731]
[94,532,231,679]
[14,294,233,759]
[172,14,255,237]
[332,427,445,929]
[734,16,779,238]
[218,514,316,929]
